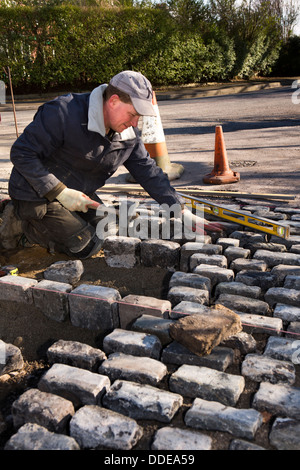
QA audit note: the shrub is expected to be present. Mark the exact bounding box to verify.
[271,35,300,76]
[0,3,285,92]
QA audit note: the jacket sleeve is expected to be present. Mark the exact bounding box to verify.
[10,100,66,199]
[123,139,184,208]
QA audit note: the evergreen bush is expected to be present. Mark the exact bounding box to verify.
[0,3,293,93]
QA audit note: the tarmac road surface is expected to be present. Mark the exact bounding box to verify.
[156,85,299,200]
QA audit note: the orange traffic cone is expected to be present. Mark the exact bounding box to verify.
[141,91,184,181]
[203,126,240,185]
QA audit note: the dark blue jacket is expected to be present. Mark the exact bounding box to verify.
[9,91,183,207]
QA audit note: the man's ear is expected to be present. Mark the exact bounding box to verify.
[108,94,121,109]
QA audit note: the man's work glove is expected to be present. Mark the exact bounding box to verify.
[57,188,99,213]
[182,208,223,235]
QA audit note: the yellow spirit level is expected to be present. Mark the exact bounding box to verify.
[179,193,290,239]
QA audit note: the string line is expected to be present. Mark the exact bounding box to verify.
[1,278,299,338]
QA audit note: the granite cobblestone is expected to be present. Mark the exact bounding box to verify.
[1,200,300,450]
[185,397,263,440]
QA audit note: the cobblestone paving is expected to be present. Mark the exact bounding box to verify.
[1,198,300,451]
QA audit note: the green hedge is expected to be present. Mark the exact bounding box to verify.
[271,35,300,76]
[0,4,283,93]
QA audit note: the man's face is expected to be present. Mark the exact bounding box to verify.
[105,95,141,133]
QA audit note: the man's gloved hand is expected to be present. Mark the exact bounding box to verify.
[57,188,99,213]
[182,208,223,234]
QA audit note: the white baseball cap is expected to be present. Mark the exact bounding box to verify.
[109,70,156,116]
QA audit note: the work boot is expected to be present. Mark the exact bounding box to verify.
[75,234,104,259]
[0,201,24,250]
